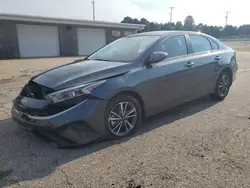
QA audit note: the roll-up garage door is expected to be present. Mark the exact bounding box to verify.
[77,28,106,55]
[17,24,60,58]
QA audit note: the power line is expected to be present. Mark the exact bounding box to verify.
[225,11,230,26]
[91,0,95,21]
[169,7,175,23]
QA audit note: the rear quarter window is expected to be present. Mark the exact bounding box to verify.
[210,40,219,50]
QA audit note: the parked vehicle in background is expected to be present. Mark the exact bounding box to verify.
[11,31,238,147]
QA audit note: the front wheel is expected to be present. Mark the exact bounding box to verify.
[210,71,232,101]
[105,94,142,138]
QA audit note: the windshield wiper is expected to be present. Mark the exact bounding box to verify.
[90,58,111,62]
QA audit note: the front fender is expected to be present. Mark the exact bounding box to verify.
[91,76,140,100]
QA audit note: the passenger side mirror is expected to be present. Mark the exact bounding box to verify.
[147,52,168,65]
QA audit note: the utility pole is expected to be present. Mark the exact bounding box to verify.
[169,7,175,23]
[91,0,95,21]
[225,11,230,26]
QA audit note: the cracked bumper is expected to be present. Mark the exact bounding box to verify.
[11,99,107,147]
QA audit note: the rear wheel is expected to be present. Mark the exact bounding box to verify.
[105,94,142,138]
[210,71,232,101]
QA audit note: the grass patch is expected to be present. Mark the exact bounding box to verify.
[220,38,250,41]
[234,47,250,52]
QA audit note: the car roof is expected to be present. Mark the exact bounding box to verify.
[132,30,205,37]
[131,30,226,50]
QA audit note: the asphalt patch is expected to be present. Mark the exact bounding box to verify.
[0,169,13,180]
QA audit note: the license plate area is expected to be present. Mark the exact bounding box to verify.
[21,113,31,121]
[21,113,37,124]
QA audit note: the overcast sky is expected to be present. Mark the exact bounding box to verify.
[0,0,248,26]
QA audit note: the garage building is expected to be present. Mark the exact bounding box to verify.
[0,13,144,59]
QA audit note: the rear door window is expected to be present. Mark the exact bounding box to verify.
[189,35,212,53]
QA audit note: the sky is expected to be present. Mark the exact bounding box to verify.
[0,0,248,26]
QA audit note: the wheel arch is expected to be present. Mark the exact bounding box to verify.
[108,90,145,118]
[220,67,233,85]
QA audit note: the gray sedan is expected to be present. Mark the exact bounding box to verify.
[12,31,238,147]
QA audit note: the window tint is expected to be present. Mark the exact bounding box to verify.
[210,40,219,50]
[190,35,211,53]
[156,35,187,58]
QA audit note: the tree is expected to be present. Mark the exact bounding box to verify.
[140,18,150,25]
[139,18,150,32]
[132,18,140,24]
[120,16,250,39]
[195,23,203,31]
[168,22,176,30]
[209,26,221,38]
[222,25,238,37]
[201,25,211,35]
[121,16,133,23]
[162,22,175,30]
[183,15,195,31]
[238,25,250,36]
[148,22,160,31]
[175,21,183,30]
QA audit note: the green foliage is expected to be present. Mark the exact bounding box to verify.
[121,16,250,39]
[121,16,133,24]
[183,15,195,31]
[175,21,183,30]
[222,25,238,37]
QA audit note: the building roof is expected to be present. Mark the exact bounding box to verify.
[0,13,145,30]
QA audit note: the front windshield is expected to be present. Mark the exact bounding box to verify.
[88,35,159,62]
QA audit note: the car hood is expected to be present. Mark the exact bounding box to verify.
[32,59,130,90]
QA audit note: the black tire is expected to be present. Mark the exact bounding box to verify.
[210,70,232,101]
[105,94,142,139]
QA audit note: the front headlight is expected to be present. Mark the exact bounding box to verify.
[46,80,106,104]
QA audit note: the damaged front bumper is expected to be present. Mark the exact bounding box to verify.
[11,99,107,148]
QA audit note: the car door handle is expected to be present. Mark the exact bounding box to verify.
[215,56,221,61]
[185,62,194,68]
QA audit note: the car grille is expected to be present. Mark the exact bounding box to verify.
[14,103,76,117]
[14,103,50,116]
[14,98,79,117]
[21,81,54,99]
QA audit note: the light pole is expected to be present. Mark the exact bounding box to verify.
[225,11,230,26]
[91,0,95,21]
[169,7,175,23]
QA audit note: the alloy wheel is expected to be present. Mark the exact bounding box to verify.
[218,74,230,97]
[108,101,137,136]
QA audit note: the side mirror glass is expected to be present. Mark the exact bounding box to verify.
[147,51,168,65]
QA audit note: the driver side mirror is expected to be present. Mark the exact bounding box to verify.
[146,51,168,65]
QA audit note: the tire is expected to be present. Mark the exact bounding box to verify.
[210,70,232,101]
[105,94,142,139]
